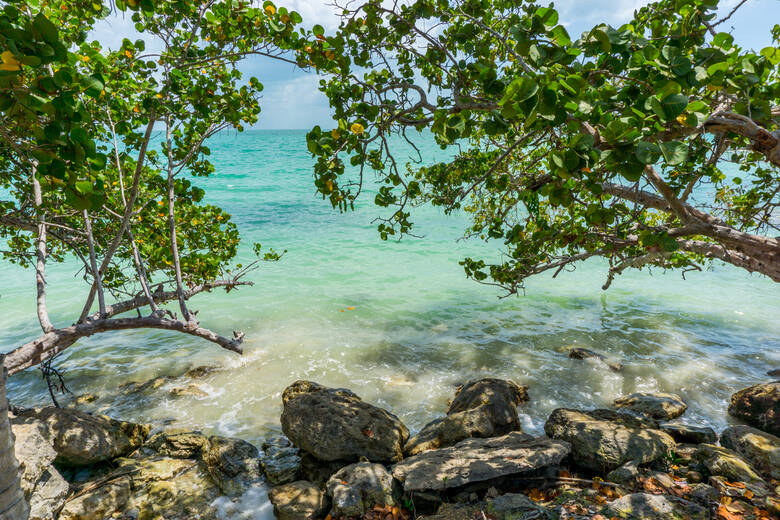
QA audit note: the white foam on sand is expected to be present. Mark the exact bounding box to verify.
[212,484,275,520]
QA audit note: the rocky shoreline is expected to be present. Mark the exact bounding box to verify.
[8,369,780,519]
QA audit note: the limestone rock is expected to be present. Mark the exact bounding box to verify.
[420,493,551,519]
[144,429,210,459]
[447,378,528,427]
[391,432,570,492]
[280,380,409,462]
[268,480,329,520]
[326,462,396,517]
[544,408,675,471]
[11,421,58,499]
[694,444,764,483]
[658,422,717,444]
[613,392,687,420]
[728,382,780,436]
[606,493,706,519]
[58,476,132,520]
[11,407,149,466]
[262,436,301,486]
[28,468,70,520]
[203,435,263,496]
[404,406,501,457]
[720,425,780,480]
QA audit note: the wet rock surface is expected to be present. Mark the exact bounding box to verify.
[613,392,688,420]
[544,408,675,471]
[280,380,409,463]
[720,425,780,481]
[262,435,302,485]
[658,422,717,444]
[729,382,780,436]
[568,347,624,372]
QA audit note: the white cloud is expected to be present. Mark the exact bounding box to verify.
[257,75,332,129]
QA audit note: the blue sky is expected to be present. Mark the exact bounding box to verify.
[92,0,780,129]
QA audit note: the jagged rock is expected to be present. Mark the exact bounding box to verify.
[262,436,301,485]
[268,480,329,520]
[689,483,720,505]
[606,492,706,519]
[405,378,528,456]
[391,432,570,492]
[568,347,623,372]
[203,435,263,496]
[11,422,58,498]
[728,382,780,436]
[613,392,687,420]
[144,429,210,459]
[658,422,717,444]
[280,380,409,463]
[299,453,349,486]
[11,407,149,466]
[326,462,396,517]
[419,493,551,519]
[544,408,675,472]
[694,444,765,483]
[28,467,70,520]
[606,460,640,485]
[720,425,780,480]
[58,476,132,520]
[118,455,222,519]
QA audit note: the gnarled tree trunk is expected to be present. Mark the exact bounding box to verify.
[0,354,29,520]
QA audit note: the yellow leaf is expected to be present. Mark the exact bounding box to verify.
[331,129,340,139]
[325,180,333,192]
[346,306,355,310]
[264,5,276,15]
[124,50,133,58]
[1,50,21,71]
[350,122,365,135]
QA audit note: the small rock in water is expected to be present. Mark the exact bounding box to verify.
[268,480,329,520]
[204,435,263,496]
[326,462,397,517]
[261,435,301,486]
[729,381,780,436]
[613,392,688,420]
[568,347,623,372]
[658,422,717,444]
[186,365,220,378]
[169,383,208,398]
[767,368,780,378]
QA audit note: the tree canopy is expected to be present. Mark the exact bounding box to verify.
[308,0,780,293]
[0,0,315,375]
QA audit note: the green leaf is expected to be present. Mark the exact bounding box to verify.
[636,141,661,164]
[75,181,93,195]
[502,77,538,104]
[661,93,688,120]
[660,141,688,165]
[83,74,104,98]
[707,61,729,75]
[760,47,780,65]
[33,13,59,43]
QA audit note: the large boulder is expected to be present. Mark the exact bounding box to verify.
[404,378,528,456]
[268,480,329,520]
[391,432,570,492]
[613,392,687,420]
[11,407,149,466]
[11,422,59,498]
[720,425,780,480]
[606,493,707,519]
[280,380,409,463]
[694,444,764,483]
[326,462,397,517]
[544,408,675,471]
[729,382,780,436]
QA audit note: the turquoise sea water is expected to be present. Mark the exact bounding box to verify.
[2,129,779,515]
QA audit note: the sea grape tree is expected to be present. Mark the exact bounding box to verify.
[308,0,780,293]
[0,0,312,376]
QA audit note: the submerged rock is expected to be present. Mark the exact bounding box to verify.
[606,492,706,519]
[720,425,780,480]
[613,392,688,420]
[169,383,208,398]
[326,462,396,517]
[392,432,569,492]
[694,444,765,483]
[11,407,149,466]
[268,480,329,520]
[544,408,675,472]
[658,422,717,444]
[404,378,528,456]
[568,347,623,372]
[729,382,780,436]
[262,436,301,486]
[280,380,409,463]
